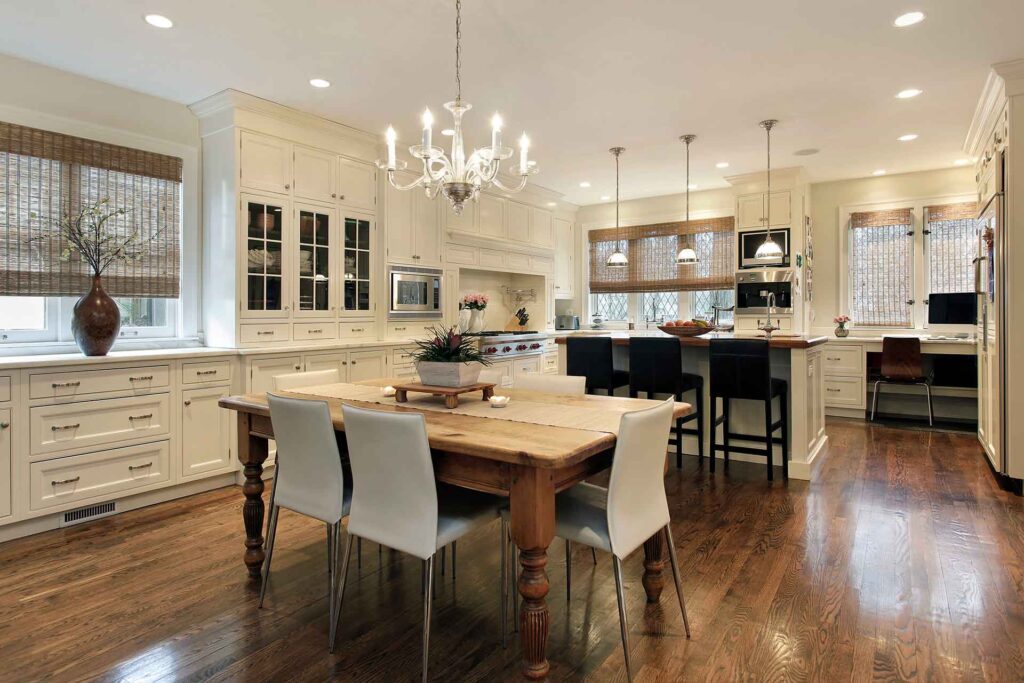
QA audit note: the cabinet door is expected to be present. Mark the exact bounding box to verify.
[249,356,303,393]
[304,352,350,382]
[293,146,336,203]
[554,218,574,298]
[181,387,232,479]
[243,196,289,318]
[0,409,10,518]
[507,201,530,242]
[294,204,337,316]
[337,158,377,212]
[444,199,478,234]
[737,193,766,229]
[385,174,416,265]
[240,131,292,195]
[348,350,386,382]
[768,191,791,227]
[530,207,554,248]
[479,194,507,239]
[341,213,375,316]
[488,359,513,387]
[414,191,443,266]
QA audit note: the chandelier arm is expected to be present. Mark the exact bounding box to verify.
[425,156,452,183]
[387,169,429,192]
[490,174,529,193]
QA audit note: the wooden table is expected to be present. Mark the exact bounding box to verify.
[219,382,692,680]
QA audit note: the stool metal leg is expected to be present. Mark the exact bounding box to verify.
[612,556,633,682]
[781,392,790,480]
[723,398,731,468]
[764,397,774,481]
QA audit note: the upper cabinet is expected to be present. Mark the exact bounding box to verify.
[293,146,337,203]
[444,200,478,235]
[507,201,531,242]
[340,212,376,316]
[242,196,288,318]
[294,204,337,316]
[530,207,554,248]
[240,131,292,195]
[737,190,791,229]
[553,217,575,299]
[386,171,442,267]
[337,157,377,212]
[479,194,507,239]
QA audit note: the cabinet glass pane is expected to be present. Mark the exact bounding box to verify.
[246,201,285,311]
[341,216,371,312]
[345,219,357,248]
[297,210,331,312]
[344,281,356,310]
[266,276,281,310]
[358,220,370,250]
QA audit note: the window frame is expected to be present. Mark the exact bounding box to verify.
[839,193,977,333]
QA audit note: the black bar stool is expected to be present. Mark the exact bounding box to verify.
[708,339,788,480]
[627,337,704,468]
[566,337,629,396]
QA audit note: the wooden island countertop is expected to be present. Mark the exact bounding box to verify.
[552,330,829,349]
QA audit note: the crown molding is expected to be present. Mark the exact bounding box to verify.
[994,58,1024,95]
[964,69,1006,157]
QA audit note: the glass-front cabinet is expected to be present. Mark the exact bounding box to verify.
[244,198,287,317]
[342,213,374,315]
[294,204,336,317]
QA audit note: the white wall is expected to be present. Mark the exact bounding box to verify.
[808,167,975,329]
[0,53,203,338]
[576,187,735,229]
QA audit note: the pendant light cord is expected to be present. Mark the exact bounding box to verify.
[455,0,462,103]
[760,119,777,243]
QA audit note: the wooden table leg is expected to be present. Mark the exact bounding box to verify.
[642,530,667,603]
[510,467,556,680]
[237,413,269,580]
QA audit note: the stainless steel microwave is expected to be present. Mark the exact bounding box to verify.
[389,265,443,319]
[739,228,790,268]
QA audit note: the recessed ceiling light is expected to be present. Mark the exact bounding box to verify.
[898,133,919,142]
[309,78,331,88]
[894,11,925,27]
[441,128,455,136]
[715,162,729,169]
[144,14,173,28]
[872,169,887,176]
[579,181,591,188]
[687,184,698,190]
[954,158,972,166]
[896,88,922,99]
[546,201,557,207]
[793,148,820,156]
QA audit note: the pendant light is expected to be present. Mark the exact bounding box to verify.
[675,134,699,265]
[606,146,628,268]
[754,119,784,261]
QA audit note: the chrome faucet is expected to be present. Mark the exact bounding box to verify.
[758,291,780,339]
[711,304,734,331]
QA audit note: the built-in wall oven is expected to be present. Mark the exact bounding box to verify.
[389,265,443,319]
[734,270,794,315]
[739,228,790,268]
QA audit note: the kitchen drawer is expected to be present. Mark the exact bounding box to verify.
[29,440,170,511]
[181,360,232,385]
[543,352,558,374]
[479,249,506,268]
[29,365,169,400]
[543,337,558,351]
[824,375,865,409]
[0,375,10,402]
[30,394,171,456]
[392,348,416,366]
[445,244,477,266]
[387,321,436,339]
[339,322,375,339]
[532,256,554,274]
[293,322,338,341]
[507,252,531,271]
[823,344,862,376]
[240,323,290,344]
[513,356,543,380]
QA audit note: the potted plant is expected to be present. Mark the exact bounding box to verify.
[460,293,489,333]
[833,315,851,338]
[412,325,491,387]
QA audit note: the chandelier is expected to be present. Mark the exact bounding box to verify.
[754,119,784,260]
[605,147,628,268]
[675,134,699,264]
[382,0,536,215]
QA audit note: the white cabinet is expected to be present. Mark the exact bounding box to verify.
[0,409,9,519]
[386,174,442,266]
[304,351,349,379]
[737,191,791,229]
[242,195,289,318]
[340,212,376,316]
[768,191,791,228]
[181,387,232,479]
[530,207,554,248]
[513,356,543,381]
[337,157,377,212]
[444,199,478,235]
[487,359,513,387]
[479,194,507,239]
[240,131,292,195]
[293,145,337,203]
[507,201,530,242]
[415,190,442,266]
[349,349,387,382]
[554,218,574,299]
[249,356,303,393]
[293,203,338,316]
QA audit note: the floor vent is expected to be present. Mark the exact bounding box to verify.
[61,501,117,527]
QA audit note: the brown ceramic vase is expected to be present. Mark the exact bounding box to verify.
[72,275,121,356]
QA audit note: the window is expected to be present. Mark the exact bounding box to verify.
[925,202,979,295]
[639,292,680,323]
[592,292,629,321]
[848,208,914,327]
[689,289,734,324]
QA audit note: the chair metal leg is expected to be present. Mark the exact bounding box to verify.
[923,383,934,426]
[440,545,446,575]
[452,541,457,581]
[664,525,691,638]
[329,532,355,653]
[872,378,880,421]
[258,502,280,608]
[612,556,634,682]
[764,397,774,482]
[326,523,333,578]
[327,523,340,646]
[500,519,508,648]
[591,547,597,565]
[422,555,435,683]
[565,539,572,603]
[357,537,362,569]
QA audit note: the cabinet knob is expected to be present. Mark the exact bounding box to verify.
[332,193,337,198]
[0,421,8,429]
[339,194,345,201]
[184,400,191,407]
[294,365,301,370]
[352,361,357,365]
[285,183,291,190]
[342,361,348,365]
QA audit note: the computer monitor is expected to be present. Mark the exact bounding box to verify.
[928,292,977,325]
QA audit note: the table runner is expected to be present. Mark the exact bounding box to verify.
[283,382,675,435]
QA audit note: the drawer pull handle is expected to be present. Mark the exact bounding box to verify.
[826,357,841,362]
[257,330,275,336]
[196,370,219,376]
[308,329,323,334]
[51,381,81,388]
[128,462,153,472]
[51,423,80,432]
[129,375,154,382]
[826,388,841,393]
[129,414,154,421]
[51,476,80,486]
[352,328,364,332]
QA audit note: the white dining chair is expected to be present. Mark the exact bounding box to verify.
[331,403,505,681]
[514,374,586,395]
[261,394,352,648]
[273,368,341,391]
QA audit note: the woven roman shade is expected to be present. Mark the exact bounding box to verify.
[926,201,979,295]
[850,207,912,229]
[589,217,735,294]
[924,201,977,223]
[848,207,913,327]
[0,121,182,298]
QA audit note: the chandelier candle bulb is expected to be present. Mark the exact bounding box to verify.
[491,113,502,152]
[519,134,530,175]
[385,127,397,171]
[421,109,433,151]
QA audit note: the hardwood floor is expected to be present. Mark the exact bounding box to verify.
[2,419,1023,681]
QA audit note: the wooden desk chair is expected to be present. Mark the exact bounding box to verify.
[871,336,934,426]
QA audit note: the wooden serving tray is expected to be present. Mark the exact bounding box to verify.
[392,382,497,409]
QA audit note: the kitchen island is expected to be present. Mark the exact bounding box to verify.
[554,331,829,479]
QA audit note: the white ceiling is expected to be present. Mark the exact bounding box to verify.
[1,0,1021,205]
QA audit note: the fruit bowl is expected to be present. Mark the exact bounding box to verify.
[657,324,711,337]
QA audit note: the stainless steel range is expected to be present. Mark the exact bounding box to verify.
[476,331,546,358]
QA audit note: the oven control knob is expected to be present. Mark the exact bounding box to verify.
[529,343,541,350]
[485,346,498,354]
[503,346,512,353]
[516,344,528,351]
